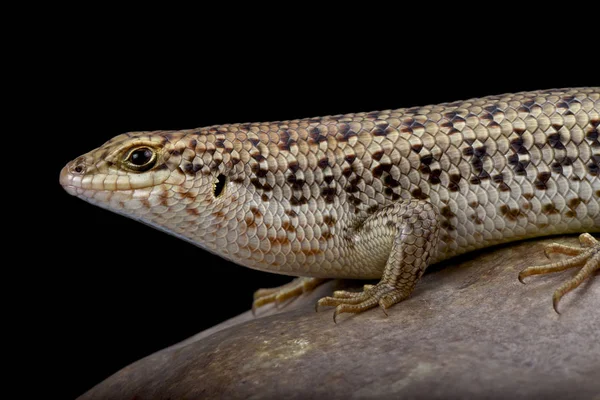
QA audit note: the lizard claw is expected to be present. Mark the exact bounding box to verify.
[552,293,562,315]
[378,301,389,317]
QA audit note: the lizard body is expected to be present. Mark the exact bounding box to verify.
[60,88,599,319]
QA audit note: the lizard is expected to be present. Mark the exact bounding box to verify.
[60,88,599,322]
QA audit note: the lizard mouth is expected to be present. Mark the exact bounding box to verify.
[59,157,171,195]
[59,163,141,209]
[59,165,79,196]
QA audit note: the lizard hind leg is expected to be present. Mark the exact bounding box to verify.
[316,200,440,323]
[518,233,599,313]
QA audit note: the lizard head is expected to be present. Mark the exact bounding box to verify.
[60,129,245,251]
[60,132,173,197]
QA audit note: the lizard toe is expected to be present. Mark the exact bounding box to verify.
[318,282,411,321]
[253,277,326,315]
[519,234,599,313]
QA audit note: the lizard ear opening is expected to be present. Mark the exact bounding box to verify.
[214,174,227,198]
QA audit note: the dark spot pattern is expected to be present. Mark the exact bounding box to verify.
[310,127,328,144]
[183,162,202,175]
[322,231,333,240]
[449,174,461,192]
[340,124,357,141]
[507,153,529,176]
[372,163,392,178]
[547,133,565,150]
[372,151,384,161]
[500,205,525,221]
[321,187,336,203]
[428,169,441,185]
[383,175,400,188]
[441,206,455,219]
[534,172,552,190]
[588,157,599,176]
[290,196,308,206]
[421,154,434,165]
[510,137,528,154]
[411,188,428,200]
[323,216,336,226]
[441,220,456,231]
[542,204,560,215]
[287,174,305,191]
[282,221,296,232]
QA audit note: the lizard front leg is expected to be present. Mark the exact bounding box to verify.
[317,200,440,322]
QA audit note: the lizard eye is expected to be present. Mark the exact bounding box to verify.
[123,146,157,172]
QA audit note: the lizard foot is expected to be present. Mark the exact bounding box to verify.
[252,277,326,315]
[518,233,599,313]
[316,283,410,323]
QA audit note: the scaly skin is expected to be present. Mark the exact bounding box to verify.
[60,88,599,320]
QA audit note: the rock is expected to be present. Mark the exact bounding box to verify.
[79,236,599,399]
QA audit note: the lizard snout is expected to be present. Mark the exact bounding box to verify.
[60,157,86,195]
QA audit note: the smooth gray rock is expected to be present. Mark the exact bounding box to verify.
[79,236,600,399]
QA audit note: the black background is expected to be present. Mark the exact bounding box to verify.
[37,18,597,399]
